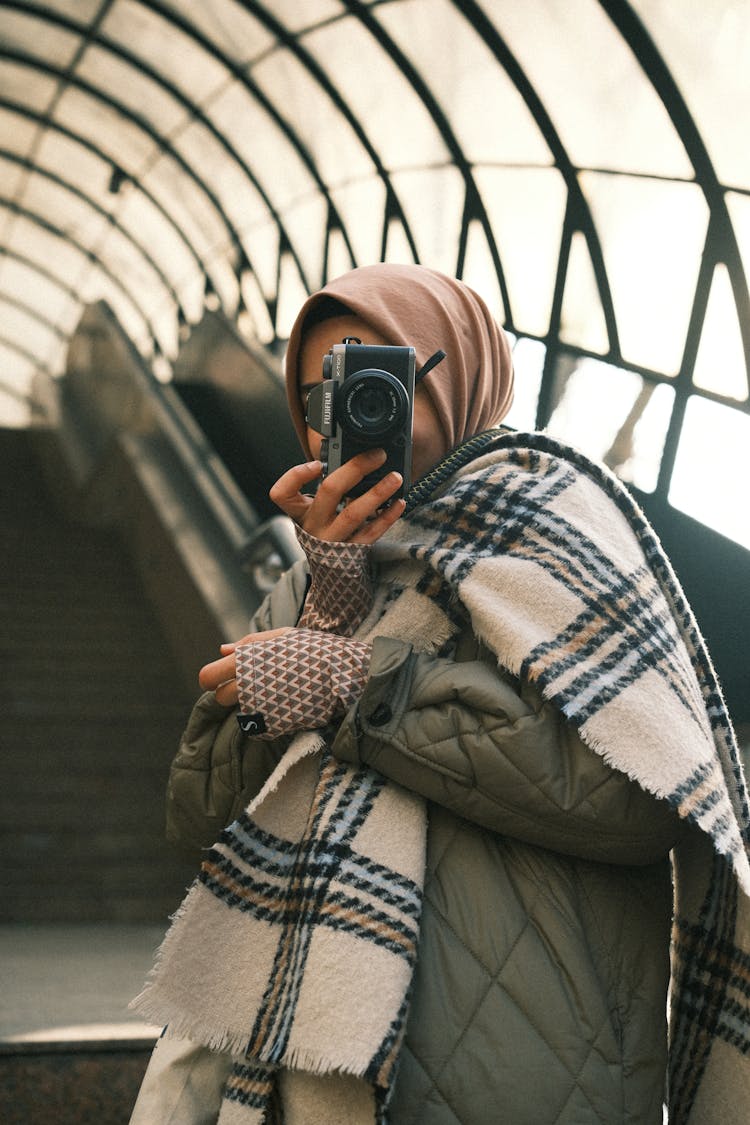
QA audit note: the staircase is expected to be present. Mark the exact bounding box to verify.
[0,428,199,923]
[0,428,203,1122]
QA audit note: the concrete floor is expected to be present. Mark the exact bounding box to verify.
[0,924,165,1046]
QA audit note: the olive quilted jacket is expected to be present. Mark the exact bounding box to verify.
[167,559,684,1124]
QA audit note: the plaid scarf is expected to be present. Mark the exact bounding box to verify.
[134,432,749,1124]
[132,725,426,1124]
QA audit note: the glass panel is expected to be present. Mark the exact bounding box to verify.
[76,45,188,135]
[579,173,708,373]
[560,230,609,355]
[505,336,544,431]
[462,219,506,325]
[201,255,239,316]
[280,196,328,291]
[384,218,417,266]
[152,352,173,384]
[325,227,355,283]
[0,297,61,359]
[96,225,172,316]
[615,382,674,494]
[174,274,206,327]
[0,108,41,157]
[35,130,112,202]
[693,264,748,401]
[0,61,58,113]
[0,257,80,330]
[0,155,28,196]
[175,120,269,230]
[303,16,450,170]
[329,178,387,267]
[54,87,160,171]
[151,307,179,362]
[389,166,464,277]
[241,221,279,302]
[47,338,68,377]
[252,47,374,187]
[0,8,81,66]
[78,268,151,353]
[475,166,567,337]
[633,0,750,187]
[5,209,89,283]
[378,0,551,166]
[240,270,275,346]
[156,0,275,66]
[275,253,309,339]
[0,345,34,428]
[547,358,674,493]
[142,153,232,260]
[484,0,692,177]
[116,190,202,297]
[23,173,110,248]
[670,395,750,549]
[207,80,318,211]
[727,190,750,294]
[102,1,229,103]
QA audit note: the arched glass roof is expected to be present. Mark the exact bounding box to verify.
[0,0,748,547]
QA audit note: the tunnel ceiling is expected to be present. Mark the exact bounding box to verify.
[0,0,748,549]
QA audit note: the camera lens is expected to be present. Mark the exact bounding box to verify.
[340,369,408,440]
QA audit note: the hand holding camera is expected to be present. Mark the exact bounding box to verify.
[268,447,405,545]
[270,336,445,544]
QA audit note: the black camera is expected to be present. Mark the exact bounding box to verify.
[305,338,416,499]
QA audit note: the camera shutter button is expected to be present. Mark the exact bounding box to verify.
[368,701,392,726]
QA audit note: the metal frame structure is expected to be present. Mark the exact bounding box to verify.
[0,0,747,537]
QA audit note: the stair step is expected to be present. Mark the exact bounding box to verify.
[0,1042,153,1125]
[0,429,201,923]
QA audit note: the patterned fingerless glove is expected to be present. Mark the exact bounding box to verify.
[235,629,372,740]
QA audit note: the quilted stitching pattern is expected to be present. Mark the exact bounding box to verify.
[389,810,670,1124]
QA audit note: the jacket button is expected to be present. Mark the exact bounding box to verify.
[368,702,392,726]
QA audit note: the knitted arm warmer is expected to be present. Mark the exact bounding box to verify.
[295,525,374,637]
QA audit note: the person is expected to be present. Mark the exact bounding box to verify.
[130,264,750,1125]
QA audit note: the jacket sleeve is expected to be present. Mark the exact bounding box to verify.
[165,558,310,850]
[332,635,685,866]
[165,692,289,849]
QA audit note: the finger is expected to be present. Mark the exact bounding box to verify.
[235,627,292,645]
[304,449,387,533]
[219,627,291,657]
[351,496,406,544]
[215,679,239,707]
[218,634,252,655]
[327,470,403,539]
[203,628,293,697]
[269,461,322,520]
[198,652,237,691]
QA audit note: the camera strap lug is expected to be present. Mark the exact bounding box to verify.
[416,349,446,383]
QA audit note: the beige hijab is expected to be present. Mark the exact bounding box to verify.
[284,263,514,462]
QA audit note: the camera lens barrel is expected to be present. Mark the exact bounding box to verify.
[339,368,409,440]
